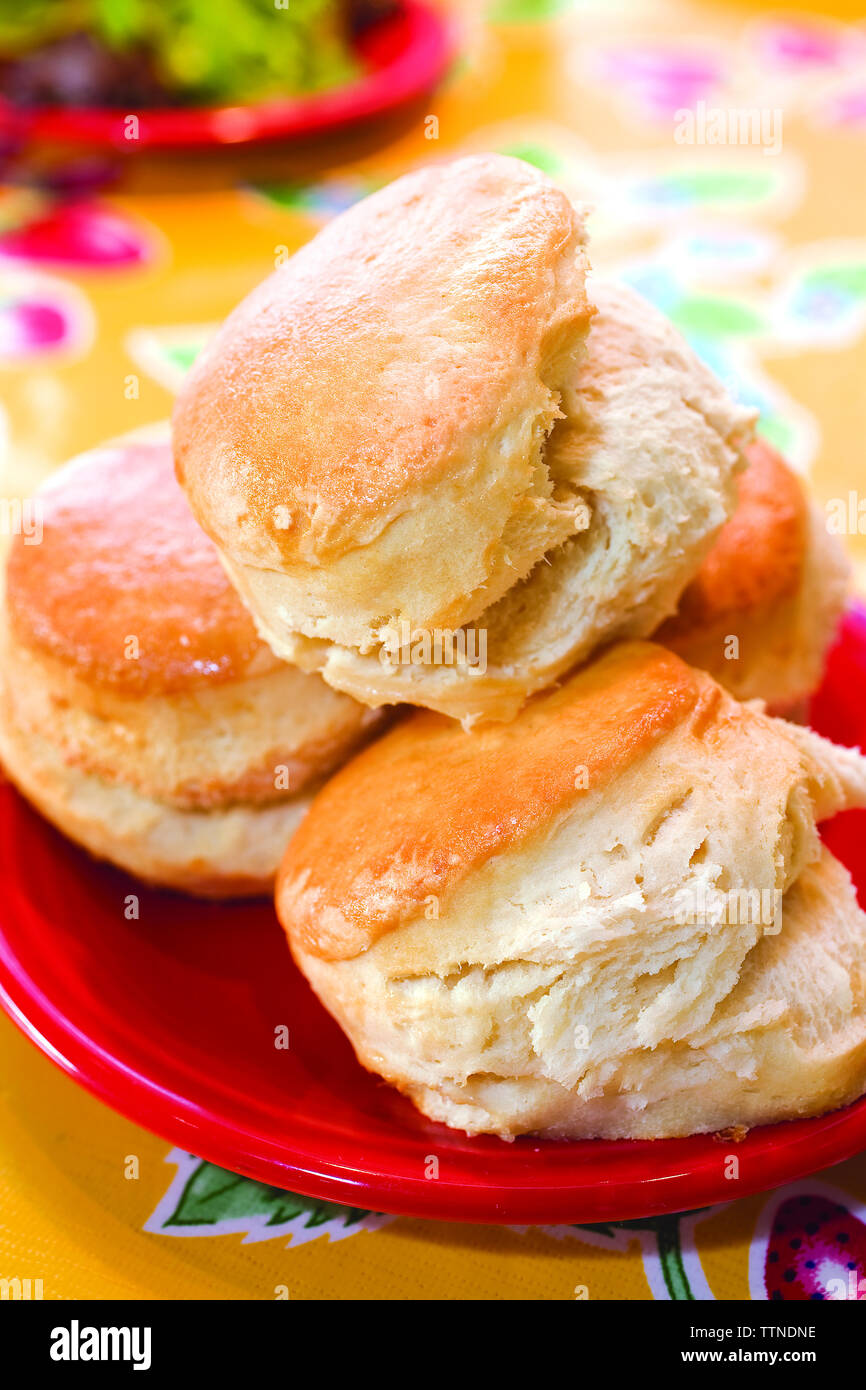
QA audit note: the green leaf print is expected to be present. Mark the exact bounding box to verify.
[163,1159,373,1231]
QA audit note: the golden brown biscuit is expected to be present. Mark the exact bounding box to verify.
[658,438,850,713]
[173,155,596,663]
[175,154,595,651]
[0,440,382,896]
[278,642,866,1139]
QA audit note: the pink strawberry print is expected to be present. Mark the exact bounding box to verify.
[0,297,70,359]
[765,1194,866,1300]
[0,201,148,268]
[759,20,845,69]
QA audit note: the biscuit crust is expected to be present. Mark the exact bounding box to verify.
[0,616,381,808]
[0,702,309,897]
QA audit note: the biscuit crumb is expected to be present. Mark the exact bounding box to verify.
[713,1123,749,1144]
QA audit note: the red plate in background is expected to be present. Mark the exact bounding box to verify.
[0,607,865,1227]
[0,2,454,150]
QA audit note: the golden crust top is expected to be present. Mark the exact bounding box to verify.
[5,441,281,696]
[277,643,708,961]
[659,438,807,637]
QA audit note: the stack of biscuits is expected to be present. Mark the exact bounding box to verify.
[3,155,865,1141]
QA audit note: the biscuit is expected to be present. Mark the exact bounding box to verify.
[0,440,381,896]
[658,438,850,714]
[174,153,595,658]
[278,642,866,1139]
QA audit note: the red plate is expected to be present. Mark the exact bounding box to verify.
[1,607,866,1226]
[0,2,454,150]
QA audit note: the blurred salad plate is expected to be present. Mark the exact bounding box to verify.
[0,1,454,150]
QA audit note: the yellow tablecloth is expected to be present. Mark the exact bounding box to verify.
[2,0,866,1299]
